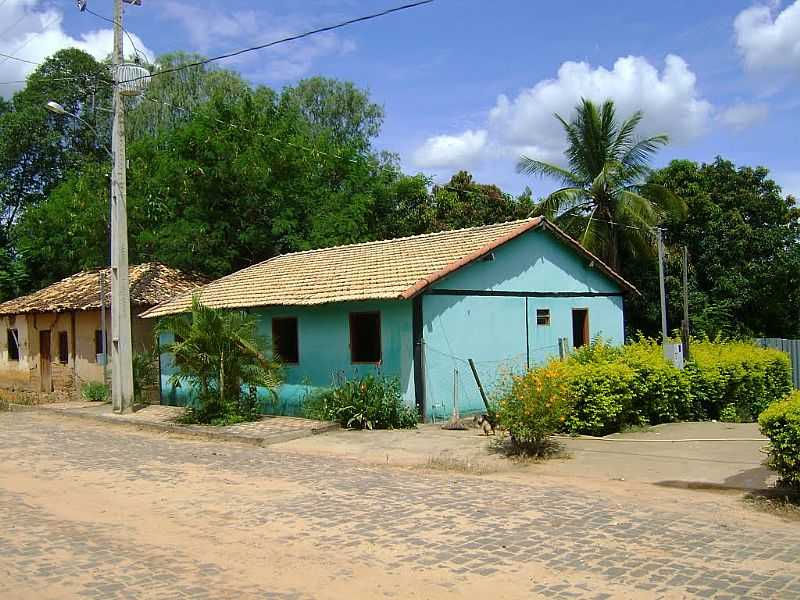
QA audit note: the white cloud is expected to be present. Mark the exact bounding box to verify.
[159,1,355,82]
[412,130,488,169]
[0,0,153,97]
[413,54,713,170]
[735,1,800,72]
[717,102,769,130]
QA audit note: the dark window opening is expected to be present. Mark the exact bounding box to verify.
[94,330,106,358]
[58,331,69,364]
[7,329,19,361]
[272,317,299,364]
[350,312,381,364]
[536,308,551,326]
[572,309,589,348]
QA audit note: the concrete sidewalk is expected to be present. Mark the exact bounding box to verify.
[282,421,777,491]
[11,401,338,446]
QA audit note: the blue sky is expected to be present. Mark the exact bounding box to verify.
[2,0,799,197]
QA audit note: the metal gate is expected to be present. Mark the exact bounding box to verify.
[754,338,800,389]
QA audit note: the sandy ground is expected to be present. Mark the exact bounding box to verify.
[283,421,775,490]
[1,412,798,599]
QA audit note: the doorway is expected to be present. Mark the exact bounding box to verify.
[39,330,52,392]
[571,309,589,349]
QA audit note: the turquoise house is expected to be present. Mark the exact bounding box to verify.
[142,217,637,420]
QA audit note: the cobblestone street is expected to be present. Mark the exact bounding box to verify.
[1,411,799,599]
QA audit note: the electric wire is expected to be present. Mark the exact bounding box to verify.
[116,0,435,85]
[80,6,149,64]
[0,10,31,41]
[0,12,60,67]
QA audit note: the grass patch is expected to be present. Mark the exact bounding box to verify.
[743,490,800,521]
[422,455,495,476]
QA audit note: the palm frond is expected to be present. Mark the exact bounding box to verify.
[516,156,584,187]
[636,182,687,219]
[530,187,589,219]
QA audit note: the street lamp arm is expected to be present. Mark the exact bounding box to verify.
[45,100,113,159]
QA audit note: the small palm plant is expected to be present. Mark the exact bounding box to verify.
[156,296,283,423]
[517,98,685,270]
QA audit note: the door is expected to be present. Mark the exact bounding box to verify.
[39,330,52,392]
[571,309,589,349]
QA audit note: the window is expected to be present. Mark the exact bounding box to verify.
[349,312,381,363]
[572,309,589,348]
[58,331,69,364]
[94,330,106,357]
[7,329,19,361]
[536,308,551,326]
[272,317,299,364]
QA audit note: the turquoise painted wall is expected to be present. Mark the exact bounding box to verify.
[159,226,627,421]
[421,227,625,419]
[159,299,415,415]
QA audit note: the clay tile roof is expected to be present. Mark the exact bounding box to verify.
[141,218,637,319]
[0,263,209,315]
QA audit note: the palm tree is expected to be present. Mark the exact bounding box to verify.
[156,296,283,422]
[517,99,684,271]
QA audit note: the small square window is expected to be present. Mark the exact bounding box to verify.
[272,317,299,364]
[350,312,381,363]
[58,331,69,364]
[536,309,551,326]
[7,329,19,361]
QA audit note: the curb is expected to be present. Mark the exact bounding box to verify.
[6,403,339,447]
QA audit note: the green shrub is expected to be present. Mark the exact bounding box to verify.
[690,340,792,420]
[304,374,417,430]
[81,381,109,402]
[620,339,694,424]
[497,360,573,455]
[759,392,800,488]
[566,361,637,435]
[719,403,740,423]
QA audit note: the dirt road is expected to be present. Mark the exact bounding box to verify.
[1,411,798,599]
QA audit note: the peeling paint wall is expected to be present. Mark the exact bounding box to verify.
[0,308,156,394]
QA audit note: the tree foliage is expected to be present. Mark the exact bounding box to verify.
[625,158,800,338]
[518,99,684,270]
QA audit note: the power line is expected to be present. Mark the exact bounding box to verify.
[0,10,30,41]
[81,6,148,64]
[0,51,39,65]
[118,0,435,85]
[0,12,60,67]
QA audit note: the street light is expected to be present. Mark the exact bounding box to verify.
[45,101,112,158]
[45,99,111,387]
[45,100,66,115]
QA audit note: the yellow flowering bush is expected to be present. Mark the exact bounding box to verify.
[497,361,574,456]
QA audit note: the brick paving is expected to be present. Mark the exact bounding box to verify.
[1,411,799,599]
[32,401,338,444]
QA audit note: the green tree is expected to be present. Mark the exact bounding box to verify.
[628,158,800,338]
[517,99,683,270]
[156,297,283,423]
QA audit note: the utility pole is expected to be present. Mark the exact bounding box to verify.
[657,227,668,345]
[110,0,134,413]
[681,245,691,360]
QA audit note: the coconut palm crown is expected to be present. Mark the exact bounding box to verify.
[517,98,684,271]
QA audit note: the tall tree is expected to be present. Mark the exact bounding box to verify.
[627,158,800,338]
[517,99,683,270]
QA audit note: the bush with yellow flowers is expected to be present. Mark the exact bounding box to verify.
[497,360,574,456]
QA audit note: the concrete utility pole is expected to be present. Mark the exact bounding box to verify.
[656,227,668,344]
[681,246,691,360]
[110,0,134,413]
